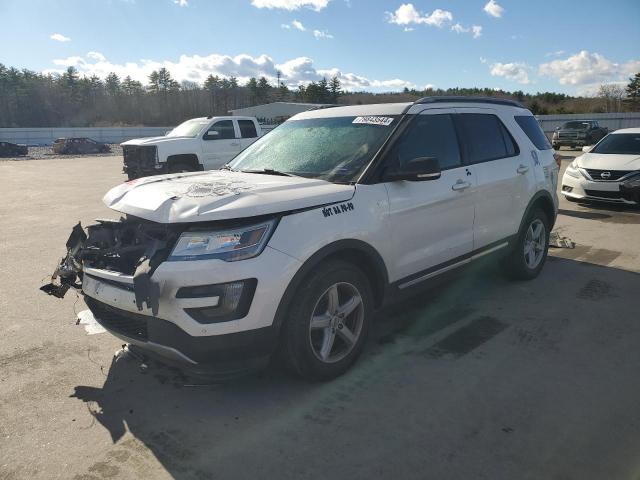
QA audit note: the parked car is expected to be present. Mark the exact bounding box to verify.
[121,116,264,180]
[0,141,28,157]
[42,97,558,381]
[52,138,111,155]
[561,127,640,205]
[552,120,608,150]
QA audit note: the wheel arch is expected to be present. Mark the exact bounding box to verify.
[166,153,203,171]
[518,190,556,236]
[272,239,389,332]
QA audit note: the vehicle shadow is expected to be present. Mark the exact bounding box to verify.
[69,256,640,479]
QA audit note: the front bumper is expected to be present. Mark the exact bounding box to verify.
[561,171,638,204]
[81,245,301,369]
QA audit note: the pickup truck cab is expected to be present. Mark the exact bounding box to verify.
[44,97,558,381]
[552,120,608,150]
[121,116,263,180]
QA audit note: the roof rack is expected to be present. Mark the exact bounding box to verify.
[414,96,524,108]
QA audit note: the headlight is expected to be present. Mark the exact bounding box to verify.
[169,219,277,262]
[565,160,580,178]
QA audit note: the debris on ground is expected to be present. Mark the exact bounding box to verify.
[549,231,576,249]
[76,309,106,335]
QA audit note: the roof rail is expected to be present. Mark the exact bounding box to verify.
[414,96,525,108]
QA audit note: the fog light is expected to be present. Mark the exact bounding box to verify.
[182,279,257,324]
[562,186,573,192]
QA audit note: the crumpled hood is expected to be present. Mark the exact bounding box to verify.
[577,153,640,171]
[103,170,355,223]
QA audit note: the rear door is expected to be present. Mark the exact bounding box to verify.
[383,109,476,283]
[200,120,242,169]
[237,119,260,150]
[455,108,534,249]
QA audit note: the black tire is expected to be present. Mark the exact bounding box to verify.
[168,162,196,174]
[504,208,550,280]
[281,259,373,381]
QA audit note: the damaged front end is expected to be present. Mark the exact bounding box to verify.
[41,217,181,315]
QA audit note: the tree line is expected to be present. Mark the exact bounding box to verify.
[0,63,638,128]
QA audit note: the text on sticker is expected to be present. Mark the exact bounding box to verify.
[353,116,394,126]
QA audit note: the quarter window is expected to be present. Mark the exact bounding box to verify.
[206,120,235,140]
[388,114,462,171]
[457,113,519,164]
[238,120,258,138]
[514,115,552,150]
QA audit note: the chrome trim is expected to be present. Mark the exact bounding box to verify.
[398,242,509,290]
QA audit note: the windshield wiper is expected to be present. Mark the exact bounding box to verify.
[220,164,235,171]
[241,168,293,177]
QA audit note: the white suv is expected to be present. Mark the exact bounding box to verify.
[43,97,559,380]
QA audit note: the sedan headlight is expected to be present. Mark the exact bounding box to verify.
[169,219,277,262]
[565,160,581,178]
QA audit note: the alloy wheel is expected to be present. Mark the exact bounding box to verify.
[523,219,546,269]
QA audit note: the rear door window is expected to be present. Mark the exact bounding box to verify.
[514,115,552,150]
[457,113,519,164]
[238,120,258,138]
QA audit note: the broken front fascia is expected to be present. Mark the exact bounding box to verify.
[40,217,181,315]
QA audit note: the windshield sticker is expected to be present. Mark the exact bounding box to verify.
[322,202,354,218]
[352,116,394,127]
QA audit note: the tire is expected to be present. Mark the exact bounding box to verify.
[281,259,373,381]
[504,208,550,280]
[168,162,196,174]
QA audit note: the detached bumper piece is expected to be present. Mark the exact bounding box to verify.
[40,218,180,315]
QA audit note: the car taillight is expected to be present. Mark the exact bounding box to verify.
[553,152,562,168]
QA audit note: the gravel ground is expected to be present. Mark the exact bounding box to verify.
[0,144,122,161]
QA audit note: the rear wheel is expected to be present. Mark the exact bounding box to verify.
[281,260,372,381]
[504,208,550,280]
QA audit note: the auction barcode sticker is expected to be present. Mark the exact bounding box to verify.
[352,116,394,126]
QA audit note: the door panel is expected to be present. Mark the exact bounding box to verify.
[455,108,534,248]
[383,110,476,282]
[201,120,241,169]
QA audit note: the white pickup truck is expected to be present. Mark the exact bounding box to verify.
[121,116,264,180]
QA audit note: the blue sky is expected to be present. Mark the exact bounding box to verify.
[1,0,639,95]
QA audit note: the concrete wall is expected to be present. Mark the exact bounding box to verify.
[0,127,172,146]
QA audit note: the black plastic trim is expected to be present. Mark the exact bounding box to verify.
[414,96,525,108]
[182,279,257,324]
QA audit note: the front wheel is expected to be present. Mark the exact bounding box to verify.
[281,260,372,381]
[504,208,550,280]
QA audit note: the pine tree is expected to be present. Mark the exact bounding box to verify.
[626,73,640,105]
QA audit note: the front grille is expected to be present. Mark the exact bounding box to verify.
[558,131,581,140]
[85,297,148,340]
[584,189,623,200]
[584,169,635,181]
[123,145,157,170]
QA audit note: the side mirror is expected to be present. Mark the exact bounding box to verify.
[205,130,219,139]
[386,157,441,182]
[582,146,592,153]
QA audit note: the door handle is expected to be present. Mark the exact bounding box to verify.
[517,164,529,174]
[452,180,471,191]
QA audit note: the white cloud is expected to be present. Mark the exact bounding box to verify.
[174,0,188,6]
[451,23,482,38]
[292,20,306,30]
[479,56,488,64]
[387,4,453,28]
[483,0,504,18]
[313,29,333,39]
[539,50,640,87]
[48,52,414,92]
[50,33,71,42]
[490,62,531,84]
[424,83,436,90]
[251,0,328,11]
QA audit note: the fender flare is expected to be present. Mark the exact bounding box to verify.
[517,190,557,239]
[271,239,389,331]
